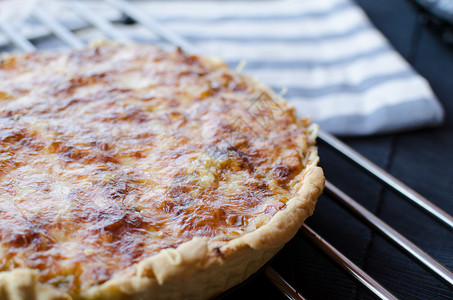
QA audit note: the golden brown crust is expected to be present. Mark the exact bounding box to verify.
[0,165,323,300]
[0,41,324,299]
[83,164,323,300]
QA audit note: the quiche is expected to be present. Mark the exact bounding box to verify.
[0,42,324,300]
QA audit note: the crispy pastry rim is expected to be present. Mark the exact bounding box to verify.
[0,163,323,300]
[0,43,324,300]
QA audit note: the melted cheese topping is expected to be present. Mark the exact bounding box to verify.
[0,42,315,296]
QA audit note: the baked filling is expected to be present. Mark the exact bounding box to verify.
[0,42,317,297]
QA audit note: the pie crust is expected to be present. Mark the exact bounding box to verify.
[0,41,324,300]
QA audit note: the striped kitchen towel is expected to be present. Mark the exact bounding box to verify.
[131,0,444,136]
[2,0,444,136]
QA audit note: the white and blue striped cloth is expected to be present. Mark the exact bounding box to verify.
[135,0,444,136]
[2,0,444,136]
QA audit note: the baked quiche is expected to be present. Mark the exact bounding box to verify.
[0,42,324,300]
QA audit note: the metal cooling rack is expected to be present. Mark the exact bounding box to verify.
[0,1,452,299]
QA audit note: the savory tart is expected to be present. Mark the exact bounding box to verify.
[0,41,324,300]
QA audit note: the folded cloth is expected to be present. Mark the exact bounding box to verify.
[138,0,444,136]
[3,0,444,136]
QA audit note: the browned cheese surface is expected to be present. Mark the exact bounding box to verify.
[0,43,314,295]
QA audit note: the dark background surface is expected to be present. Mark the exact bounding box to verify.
[224,0,453,299]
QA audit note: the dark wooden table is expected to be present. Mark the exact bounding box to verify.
[225,0,453,299]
